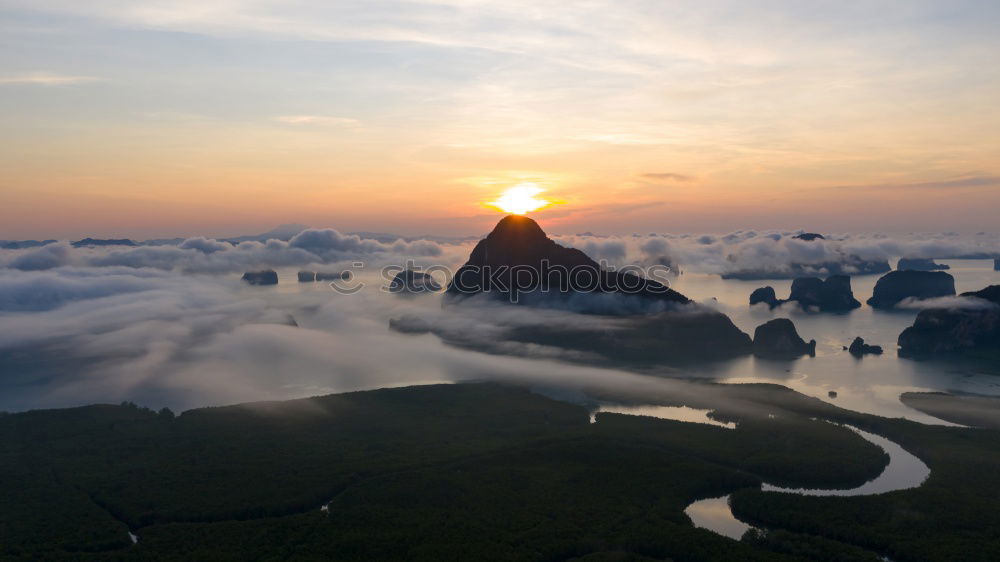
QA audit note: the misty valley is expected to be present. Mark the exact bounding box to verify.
[2,217,1000,561]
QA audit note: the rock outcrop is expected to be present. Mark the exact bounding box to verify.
[847,337,883,356]
[748,275,860,312]
[788,275,861,311]
[752,318,816,358]
[898,285,1000,356]
[447,215,689,307]
[439,215,752,362]
[389,270,442,293]
[0,239,56,250]
[749,286,780,308]
[792,232,825,241]
[241,270,278,286]
[897,258,949,271]
[71,238,138,247]
[867,270,956,309]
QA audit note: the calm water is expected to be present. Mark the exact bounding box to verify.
[590,404,735,428]
[592,403,930,539]
[683,421,929,540]
[685,495,751,540]
[761,424,929,496]
[667,259,1000,423]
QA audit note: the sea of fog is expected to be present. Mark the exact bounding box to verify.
[0,256,997,425]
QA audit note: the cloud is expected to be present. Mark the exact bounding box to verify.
[288,228,444,259]
[8,243,71,271]
[0,265,713,413]
[0,267,177,312]
[895,296,1000,311]
[0,230,449,274]
[3,227,996,281]
[0,71,101,85]
[274,115,360,126]
[546,230,1000,278]
[179,237,230,254]
[640,173,695,182]
[832,176,1000,191]
[1,227,997,417]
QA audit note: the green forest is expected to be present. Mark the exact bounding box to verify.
[2,383,998,561]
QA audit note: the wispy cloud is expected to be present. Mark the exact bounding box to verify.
[274,115,360,127]
[832,176,1000,190]
[0,71,101,86]
[641,173,695,182]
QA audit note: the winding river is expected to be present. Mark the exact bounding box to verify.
[685,422,929,540]
[588,404,930,541]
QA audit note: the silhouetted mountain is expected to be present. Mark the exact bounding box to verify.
[752,318,816,357]
[749,286,780,308]
[962,285,1000,302]
[788,275,861,311]
[446,215,689,307]
[847,337,883,356]
[434,216,753,362]
[749,275,860,312]
[792,232,825,241]
[223,224,308,244]
[867,270,955,309]
[71,238,137,247]
[898,285,1000,356]
[897,257,949,271]
[0,240,56,249]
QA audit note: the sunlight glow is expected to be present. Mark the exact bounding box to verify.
[487,183,551,215]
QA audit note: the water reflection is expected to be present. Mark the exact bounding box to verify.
[761,424,929,496]
[685,421,930,539]
[667,259,1000,424]
[590,404,735,429]
[684,495,752,540]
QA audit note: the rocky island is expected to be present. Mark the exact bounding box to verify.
[429,215,753,362]
[898,285,1000,356]
[749,275,861,312]
[866,270,956,309]
[847,337,883,356]
[752,318,816,358]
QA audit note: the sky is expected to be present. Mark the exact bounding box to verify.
[2,0,999,239]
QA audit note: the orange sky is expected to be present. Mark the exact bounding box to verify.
[2,1,999,238]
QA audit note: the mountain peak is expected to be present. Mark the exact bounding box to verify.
[487,214,547,241]
[447,215,689,308]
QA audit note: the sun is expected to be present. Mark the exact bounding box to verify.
[487,183,551,215]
